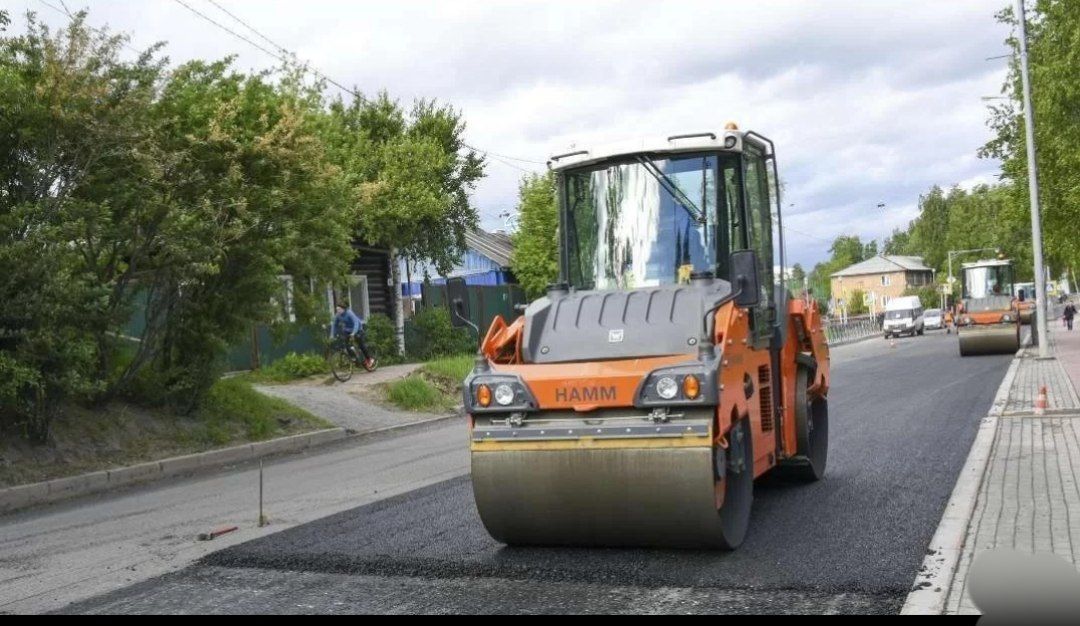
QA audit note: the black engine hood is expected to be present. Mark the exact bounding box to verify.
[521,279,733,364]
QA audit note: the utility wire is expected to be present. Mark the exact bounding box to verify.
[178,0,539,171]
[172,0,365,99]
[461,142,545,166]
[36,0,547,173]
[191,0,362,99]
[35,0,142,53]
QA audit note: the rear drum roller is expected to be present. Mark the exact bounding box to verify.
[716,418,754,550]
[778,365,829,481]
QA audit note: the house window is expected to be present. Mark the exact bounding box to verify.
[881,275,891,287]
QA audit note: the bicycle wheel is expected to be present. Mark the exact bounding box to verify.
[362,355,378,372]
[330,348,354,382]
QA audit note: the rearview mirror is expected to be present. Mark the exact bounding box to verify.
[730,250,761,308]
[446,277,471,328]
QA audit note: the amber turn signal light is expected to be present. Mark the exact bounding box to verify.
[683,375,701,400]
[477,384,492,407]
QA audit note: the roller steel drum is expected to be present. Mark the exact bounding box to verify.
[470,409,744,549]
[958,325,1020,356]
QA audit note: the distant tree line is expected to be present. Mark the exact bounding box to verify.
[0,10,483,440]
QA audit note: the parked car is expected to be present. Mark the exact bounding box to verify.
[883,296,925,338]
[924,308,943,330]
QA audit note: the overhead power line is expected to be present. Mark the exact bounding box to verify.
[35,0,142,53]
[461,142,545,166]
[172,0,362,99]
[190,0,544,171]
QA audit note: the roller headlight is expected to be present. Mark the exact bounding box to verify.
[494,383,515,406]
[637,363,719,407]
[1001,314,1013,323]
[465,374,537,413]
[656,376,679,400]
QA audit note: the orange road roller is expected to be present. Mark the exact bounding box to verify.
[454,127,831,550]
[956,259,1021,356]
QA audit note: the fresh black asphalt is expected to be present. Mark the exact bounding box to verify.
[62,332,1013,614]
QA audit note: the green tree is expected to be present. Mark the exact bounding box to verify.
[983,1,1080,274]
[903,285,941,310]
[511,173,559,299]
[0,12,357,431]
[0,11,165,437]
[883,228,911,255]
[322,93,485,274]
[847,289,869,315]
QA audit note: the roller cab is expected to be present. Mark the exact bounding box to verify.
[956,259,1021,356]
[460,128,830,550]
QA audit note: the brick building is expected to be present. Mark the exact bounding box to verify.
[830,255,934,314]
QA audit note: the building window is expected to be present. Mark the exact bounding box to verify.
[881,275,891,286]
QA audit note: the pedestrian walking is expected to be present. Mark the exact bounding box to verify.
[1065,302,1076,331]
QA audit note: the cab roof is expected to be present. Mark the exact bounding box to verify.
[961,259,1012,269]
[547,129,770,172]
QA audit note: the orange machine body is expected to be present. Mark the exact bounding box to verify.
[477,297,830,482]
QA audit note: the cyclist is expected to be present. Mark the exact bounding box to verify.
[332,302,376,370]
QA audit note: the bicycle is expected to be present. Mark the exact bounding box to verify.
[328,336,377,383]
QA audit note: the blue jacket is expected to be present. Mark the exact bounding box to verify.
[332,309,363,337]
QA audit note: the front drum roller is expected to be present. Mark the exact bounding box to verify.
[470,419,754,550]
[958,325,1020,356]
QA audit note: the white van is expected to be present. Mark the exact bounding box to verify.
[883,296,925,339]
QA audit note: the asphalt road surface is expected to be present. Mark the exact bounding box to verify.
[49,331,1013,614]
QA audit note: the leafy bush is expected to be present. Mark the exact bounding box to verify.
[384,376,451,412]
[406,307,475,361]
[366,314,404,365]
[253,352,328,383]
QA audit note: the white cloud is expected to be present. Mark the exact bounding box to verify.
[15,0,1012,265]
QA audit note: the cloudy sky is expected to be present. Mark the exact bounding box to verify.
[10,0,1013,267]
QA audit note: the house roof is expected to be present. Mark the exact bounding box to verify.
[831,255,932,278]
[464,229,514,268]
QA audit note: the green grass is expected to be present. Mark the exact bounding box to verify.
[0,377,332,488]
[195,377,330,444]
[385,376,453,412]
[421,354,474,387]
[382,354,473,413]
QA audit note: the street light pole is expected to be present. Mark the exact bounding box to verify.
[1017,0,1051,358]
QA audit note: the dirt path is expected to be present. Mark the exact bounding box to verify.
[255,363,454,434]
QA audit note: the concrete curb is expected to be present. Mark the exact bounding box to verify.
[899,345,1024,614]
[0,409,462,517]
[0,428,346,515]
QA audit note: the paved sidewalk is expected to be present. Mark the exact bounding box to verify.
[942,322,1080,615]
[255,363,455,433]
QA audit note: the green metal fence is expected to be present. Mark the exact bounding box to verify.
[420,282,528,333]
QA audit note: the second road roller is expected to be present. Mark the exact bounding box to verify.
[454,127,830,550]
[956,258,1022,356]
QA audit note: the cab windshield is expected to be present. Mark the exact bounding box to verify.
[963,264,1014,299]
[562,153,738,291]
[886,310,914,320]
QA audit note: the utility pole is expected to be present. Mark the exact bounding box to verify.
[1017,0,1050,358]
